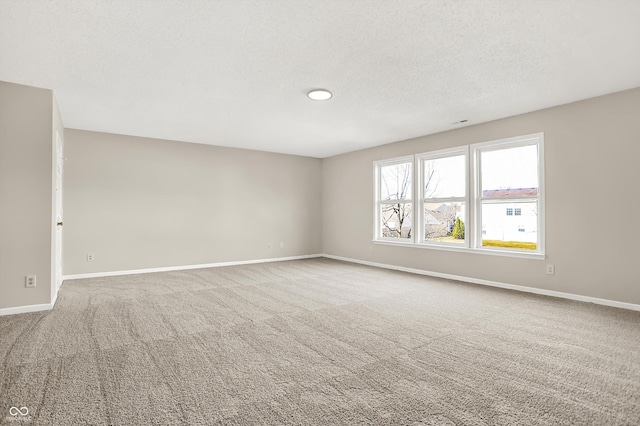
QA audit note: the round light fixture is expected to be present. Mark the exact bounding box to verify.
[307,89,332,101]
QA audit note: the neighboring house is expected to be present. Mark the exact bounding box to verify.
[425,203,459,239]
[381,203,459,239]
[482,187,538,243]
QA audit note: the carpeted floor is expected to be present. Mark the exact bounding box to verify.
[1,258,639,425]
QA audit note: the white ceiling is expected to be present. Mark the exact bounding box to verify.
[1,1,639,158]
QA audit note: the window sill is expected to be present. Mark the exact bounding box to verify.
[372,239,545,260]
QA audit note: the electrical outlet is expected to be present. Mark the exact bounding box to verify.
[25,275,36,288]
[368,246,374,253]
[87,253,95,262]
[279,242,284,249]
[267,243,272,249]
[546,264,555,275]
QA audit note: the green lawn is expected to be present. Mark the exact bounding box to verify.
[430,236,464,243]
[482,240,537,250]
[426,237,537,250]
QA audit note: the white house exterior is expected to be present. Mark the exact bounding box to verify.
[481,188,538,243]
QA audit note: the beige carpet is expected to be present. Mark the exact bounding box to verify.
[1,258,639,425]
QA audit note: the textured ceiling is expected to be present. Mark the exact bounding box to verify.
[1,1,640,158]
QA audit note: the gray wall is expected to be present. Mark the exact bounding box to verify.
[323,88,640,305]
[0,81,53,309]
[63,130,322,274]
[3,81,639,310]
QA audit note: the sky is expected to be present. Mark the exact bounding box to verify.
[381,143,538,200]
[481,145,538,191]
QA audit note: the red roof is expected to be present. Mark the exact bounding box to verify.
[482,187,538,197]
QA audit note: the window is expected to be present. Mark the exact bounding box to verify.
[417,147,467,246]
[475,135,543,253]
[373,133,544,257]
[374,157,413,240]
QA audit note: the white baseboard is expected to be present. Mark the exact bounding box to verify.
[63,254,323,281]
[0,301,54,317]
[0,283,61,317]
[2,254,322,316]
[322,254,640,312]
[6,253,636,316]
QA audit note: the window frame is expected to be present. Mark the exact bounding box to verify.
[372,132,545,259]
[415,146,469,248]
[373,155,415,243]
[471,133,545,256]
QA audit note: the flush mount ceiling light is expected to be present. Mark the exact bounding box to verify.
[307,89,332,101]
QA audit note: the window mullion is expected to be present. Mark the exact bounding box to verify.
[472,145,482,249]
[464,145,471,248]
[379,200,412,205]
[416,155,422,243]
[423,196,465,203]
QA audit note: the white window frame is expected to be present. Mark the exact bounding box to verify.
[373,155,415,244]
[373,132,545,260]
[415,146,469,248]
[471,132,545,256]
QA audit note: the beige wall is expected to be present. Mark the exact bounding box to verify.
[323,88,640,305]
[0,81,54,309]
[63,130,322,274]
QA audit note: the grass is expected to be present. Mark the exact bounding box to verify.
[430,236,464,243]
[482,240,537,250]
[425,236,537,251]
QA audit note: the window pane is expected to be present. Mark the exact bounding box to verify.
[380,203,412,239]
[481,145,538,195]
[380,162,412,201]
[482,202,537,250]
[424,155,465,198]
[424,202,465,244]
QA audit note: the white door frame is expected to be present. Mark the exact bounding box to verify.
[52,131,63,300]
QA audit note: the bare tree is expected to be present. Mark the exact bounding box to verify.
[381,161,458,238]
[422,160,450,240]
[380,163,412,238]
[423,161,440,199]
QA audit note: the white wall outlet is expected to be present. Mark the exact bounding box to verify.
[279,242,284,249]
[267,243,272,249]
[546,264,555,275]
[368,246,374,253]
[87,253,95,262]
[25,275,36,288]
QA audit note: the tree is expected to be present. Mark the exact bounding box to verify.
[380,160,443,239]
[451,218,465,239]
[381,163,412,238]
